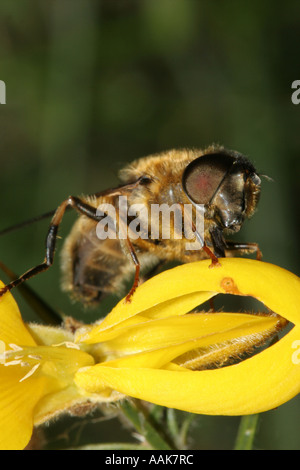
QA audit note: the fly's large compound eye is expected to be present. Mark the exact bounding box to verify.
[182,152,236,205]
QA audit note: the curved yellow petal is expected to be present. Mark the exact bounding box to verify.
[77,258,300,344]
[101,312,280,355]
[75,259,300,415]
[76,291,215,344]
[82,313,280,370]
[75,325,300,415]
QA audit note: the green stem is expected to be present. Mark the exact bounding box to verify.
[120,400,173,450]
[69,443,151,450]
[234,414,260,450]
[179,413,195,448]
[166,408,180,444]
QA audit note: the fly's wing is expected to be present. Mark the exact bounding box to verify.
[61,214,161,305]
[60,178,159,305]
[60,215,135,304]
[0,179,144,237]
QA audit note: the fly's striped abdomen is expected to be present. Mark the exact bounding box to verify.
[61,216,133,304]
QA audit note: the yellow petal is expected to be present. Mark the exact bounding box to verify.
[33,385,91,426]
[28,323,74,346]
[75,325,300,415]
[0,282,36,347]
[80,314,278,370]
[101,312,280,356]
[0,364,51,450]
[0,341,94,450]
[76,291,215,344]
[75,259,300,415]
[77,258,300,344]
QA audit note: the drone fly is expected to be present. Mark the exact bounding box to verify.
[0,146,261,304]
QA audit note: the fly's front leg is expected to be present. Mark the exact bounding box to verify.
[117,214,141,303]
[124,237,140,303]
[181,204,220,267]
[225,241,262,260]
[209,227,262,260]
[0,196,100,298]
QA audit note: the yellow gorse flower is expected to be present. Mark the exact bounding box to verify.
[0,258,299,450]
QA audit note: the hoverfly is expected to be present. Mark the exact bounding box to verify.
[0,146,261,304]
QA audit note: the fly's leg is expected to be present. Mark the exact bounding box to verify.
[0,196,101,297]
[181,204,221,267]
[225,241,262,260]
[202,244,221,267]
[124,238,140,303]
[118,214,141,303]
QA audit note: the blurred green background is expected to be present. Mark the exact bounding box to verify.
[0,0,299,450]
